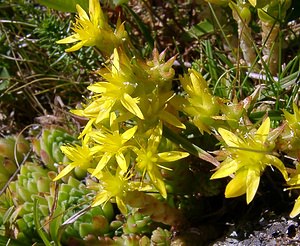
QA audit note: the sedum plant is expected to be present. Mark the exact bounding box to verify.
[32,127,78,171]
[52,0,300,224]
[211,117,288,204]
[2,0,298,244]
[54,0,191,222]
[0,135,29,190]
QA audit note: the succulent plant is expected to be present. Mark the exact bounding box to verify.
[7,162,53,243]
[122,211,153,235]
[151,227,172,246]
[0,134,30,190]
[84,226,172,246]
[45,176,115,245]
[0,161,116,244]
[0,134,30,164]
[32,127,78,171]
[113,234,151,246]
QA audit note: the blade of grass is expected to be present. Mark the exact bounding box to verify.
[122,4,154,50]
[34,198,53,246]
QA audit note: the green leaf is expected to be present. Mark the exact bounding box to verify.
[33,199,52,246]
[36,0,89,12]
[122,4,154,49]
[0,235,24,246]
[186,20,214,39]
[0,67,10,90]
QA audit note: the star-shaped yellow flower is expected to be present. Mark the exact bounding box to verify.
[179,69,220,134]
[211,117,288,204]
[73,49,144,123]
[89,113,137,175]
[56,0,126,55]
[53,140,95,181]
[134,123,189,198]
[91,170,130,214]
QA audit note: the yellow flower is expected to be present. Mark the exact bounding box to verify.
[211,117,288,204]
[53,141,94,181]
[179,69,220,134]
[76,49,144,123]
[134,123,189,198]
[138,91,186,129]
[89,113,137,175]
[91,170,130,214]
[56,0,125,55]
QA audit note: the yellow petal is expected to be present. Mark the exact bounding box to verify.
[290,195,300,218]
[78,118,95,140]
[246,169,260,204]
[121,126,138,142]
[89,0,99,26]
[255,117,270,143]
[218,128,241,148]
[287,173,300,186]
[112,48,120,74]
[190,71,202,94]
[210,158,238,179]
[158,151,189,162]
[56,34,78,44]
[65,41,86,52]
[76,4,89,20]
[148,122,163,149]
[293,103,300,119]
[53,164,75,181]
[92,191,109,207]
[225,170,247,198]
[283,110,295,124]
[88,82,107,93]
[148,167,167,198]
[116,196,128,214]
[92,153,112,176]
[267,155,288,181]
[121,93,144,119]
[116,152,127,171]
